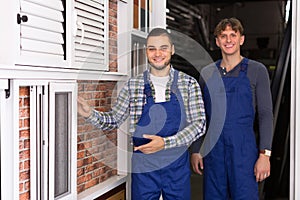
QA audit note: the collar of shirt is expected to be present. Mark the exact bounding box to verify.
[146,66,175,101]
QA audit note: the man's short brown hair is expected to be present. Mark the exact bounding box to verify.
[147,28,173,45]
[214,18,244,37]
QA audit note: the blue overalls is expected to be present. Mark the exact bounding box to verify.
[203,58,259,200]
[131,70,191,200]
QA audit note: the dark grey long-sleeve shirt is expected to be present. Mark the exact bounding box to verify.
[191,58,273,153]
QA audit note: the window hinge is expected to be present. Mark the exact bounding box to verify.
[5,79,11,99]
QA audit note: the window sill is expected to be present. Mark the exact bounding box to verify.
[77,175,128,200]
[0,64,129,81]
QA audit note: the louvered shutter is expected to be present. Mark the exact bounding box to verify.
[74,0,108,71]
[19,0,65,61]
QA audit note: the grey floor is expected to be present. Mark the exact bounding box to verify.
[190,172,289,200]
[190,172,203,200]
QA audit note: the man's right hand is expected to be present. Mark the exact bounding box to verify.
[191,153,204,175]
[77,96,92,118]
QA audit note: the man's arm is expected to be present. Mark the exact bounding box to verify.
[253,63,273,182]
[77,83,130,131]
[190,137,204,174]
[163,75,206,149]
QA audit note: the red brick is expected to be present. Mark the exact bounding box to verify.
[85,178,99,190]
[19,162,24,171]
[77,159,84,168]
[23,118,30,128]
[19,183,24,192]
[24,139,30,149]
[77,151,85,159]
[20,171,30,181]
[19,191,30,200]
[19,87,30,96]
[77,184,85,193]
[19,108,30,118]
[77,168,85,176]
[24,97,30,107]
[24,160,30,170]
[24,181,30,191]
[20,130,30,138]
[19,149,30,160]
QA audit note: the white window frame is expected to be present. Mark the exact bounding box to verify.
[49,82,77,200]
[290,0,300,199]
[29,80,77,200]
[15,0,72,68]
[151,0,166,28]
[72,0,109,71]
[0,79,19,200]
[30,83,49,200]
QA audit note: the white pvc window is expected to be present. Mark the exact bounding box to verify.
[30,85,49,200]
[49,82,77,200]
[133,0,151,32]
[131,35,147,77]
[73,0,109,71]
[17,0,68,67]
[30,81,77,200]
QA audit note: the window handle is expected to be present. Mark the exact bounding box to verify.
[73,10,85,44]
[17,13,28,24]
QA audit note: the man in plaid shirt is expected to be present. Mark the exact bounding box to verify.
[78,28,206,200]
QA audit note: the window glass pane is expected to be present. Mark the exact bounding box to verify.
[147,0,151,30]
[54,92,70,197]
[133,0,151,32]
[140,0,146,29]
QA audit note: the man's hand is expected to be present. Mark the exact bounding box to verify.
[254,154,271,182]
[191,153,203,175]
[77,96,92,118]
[134,135,165,154]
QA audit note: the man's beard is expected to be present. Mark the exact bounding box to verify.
[148,59,171,71]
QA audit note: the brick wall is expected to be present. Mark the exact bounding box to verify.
[77,81,118,193]
[19,87,30,200]
[76,0,119,194]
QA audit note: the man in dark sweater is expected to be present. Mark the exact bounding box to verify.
[190,17,273,200]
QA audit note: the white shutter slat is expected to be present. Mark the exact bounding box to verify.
[76,9,104,23]
[76,0,104,11]
[75,55,104,63]
[23,0,64,12]
[19,0,65,62]
[75,2,104,16]
[21,51,64,61]
[75,36,104,47]
[21,38,64,55]
[78,16,104,30]
[77,31,104,42]
[75,61,105,68]
[78,25,104,38]
[21,26,64,44]
[75,43,104,54]
[21,0,64,22]
[92,0,104,5]
[74,0,108,70]
[20,14,64,35]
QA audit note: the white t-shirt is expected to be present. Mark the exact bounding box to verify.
[150,74,169,103]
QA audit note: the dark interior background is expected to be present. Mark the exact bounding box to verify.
[165,1,291,199]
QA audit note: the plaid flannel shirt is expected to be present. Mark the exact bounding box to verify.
[87,67,206,149]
